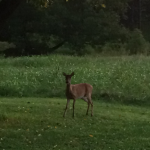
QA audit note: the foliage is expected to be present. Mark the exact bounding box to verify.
[126,29,150,55]
[101,42,127,56]
[1,0,150,56]
[0,2,51,56]
[98,28,150,56]
[0,0,133,56]
[40,0,131,50]
[0,42,15,52]
[142,0,150,22]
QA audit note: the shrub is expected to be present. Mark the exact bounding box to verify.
[0,42,15,52]
[101,42,128,56]
[126,29,150,55]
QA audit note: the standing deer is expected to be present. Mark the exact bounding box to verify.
[62,72,93,117]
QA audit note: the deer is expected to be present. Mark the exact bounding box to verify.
[62,72,93,118]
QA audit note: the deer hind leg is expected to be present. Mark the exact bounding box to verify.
[90,101,93,117]
[87,94,93,117]
[82,97,88,103]
[81,97,90,116]
[73,99,76,118]
[86,102,90,115]
[63,99,70,117]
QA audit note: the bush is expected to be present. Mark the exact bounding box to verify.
[55,46,76,55]
[98,29,150,56]
[76,45,96,56]
[101,42,128,56]
[0,42,15,52]
[126,29,150,55]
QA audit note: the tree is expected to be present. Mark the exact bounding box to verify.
[0,0,22,29]
[0,0,133,56]
[44,0,130,50]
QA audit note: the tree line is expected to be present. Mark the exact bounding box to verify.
[0,0,150,57]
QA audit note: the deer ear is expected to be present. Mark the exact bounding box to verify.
[62,72,66,76]
[71,72,74,76]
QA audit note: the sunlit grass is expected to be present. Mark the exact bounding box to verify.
[0,98,150,149]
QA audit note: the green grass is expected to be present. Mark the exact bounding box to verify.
[0,98,150,150]
[1,55,150,105]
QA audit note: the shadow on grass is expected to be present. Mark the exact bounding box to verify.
[0,113,8,122]
[96,92,150,107]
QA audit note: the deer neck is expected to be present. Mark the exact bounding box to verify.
[65,83,76,99]
[66,83,73,95]
[66,83,71,91]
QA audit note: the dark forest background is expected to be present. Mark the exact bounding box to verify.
[0,0,150,57]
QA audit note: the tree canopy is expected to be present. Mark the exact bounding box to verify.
[0,0,150,56]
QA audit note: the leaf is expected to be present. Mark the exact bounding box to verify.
[101,4,106,8]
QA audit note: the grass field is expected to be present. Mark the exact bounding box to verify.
[1,55,150,105]
[0,98,150,150]
[0,55,150,149]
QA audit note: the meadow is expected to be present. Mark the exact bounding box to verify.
[0,55,150,149]
[0,55,150,104]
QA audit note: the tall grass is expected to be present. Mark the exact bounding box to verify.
[0,55,150,103]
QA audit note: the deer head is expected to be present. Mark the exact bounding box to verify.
[63,72,74,84]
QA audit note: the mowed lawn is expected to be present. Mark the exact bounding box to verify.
[0,98,150,150]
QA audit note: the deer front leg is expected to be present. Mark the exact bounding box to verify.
[73,99,76,118]
[63,99,70,117]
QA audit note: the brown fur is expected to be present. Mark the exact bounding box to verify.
[63,72,93,117]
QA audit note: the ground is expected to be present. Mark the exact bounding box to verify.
[0,98,150,150]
